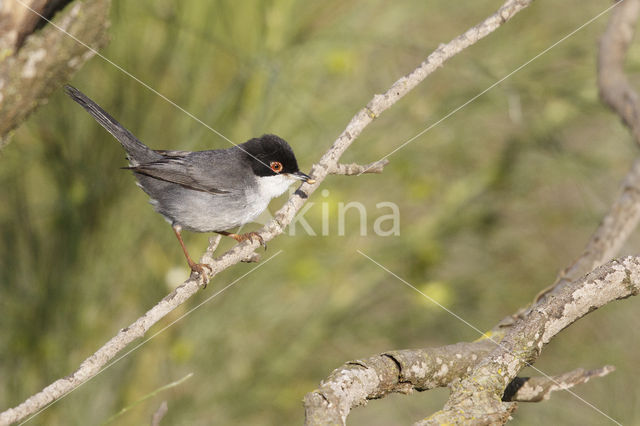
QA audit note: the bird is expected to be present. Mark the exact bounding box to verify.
[64,85,314,278]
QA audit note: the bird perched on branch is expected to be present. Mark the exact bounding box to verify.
[64,85,314,278]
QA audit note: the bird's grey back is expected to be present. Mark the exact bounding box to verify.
[136,150,259,232]
[65,86,270,231]
[185,149,255,190]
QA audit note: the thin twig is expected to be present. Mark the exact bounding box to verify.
[503,366,615,403]
[150,401,168,426]
[329,160,389,175]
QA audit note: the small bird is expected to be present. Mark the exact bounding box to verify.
[64,85,314,278]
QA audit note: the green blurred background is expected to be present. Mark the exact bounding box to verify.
[2,0,639,424]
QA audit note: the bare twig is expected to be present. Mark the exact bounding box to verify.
[150,401,168,426]
[329,159,389,175]
[0,0,535,424]
[534,158,640,303]
[415,5,640,421]
[503,366,615,403]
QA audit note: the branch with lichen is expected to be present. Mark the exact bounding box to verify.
[304,256,633,425]
[534,0,640,303]
[0,0,111,146]
[304,341,497,425]
[422,257,638,425]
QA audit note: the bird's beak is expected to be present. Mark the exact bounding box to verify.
[292,171,316,184]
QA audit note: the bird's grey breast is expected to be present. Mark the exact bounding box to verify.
[136,149,262,232]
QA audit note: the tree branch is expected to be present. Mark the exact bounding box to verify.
[535,0,640,302]
[423,256,639,424]
[503,366,615,403]
[0,0,535,424]
[150,401,168,426]
[0,0,110,146]
[304,340,497,425]
[304,255,631,426]
[598,0,640,144]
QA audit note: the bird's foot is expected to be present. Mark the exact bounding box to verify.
[230,231,267,249]
[189,262,213,288]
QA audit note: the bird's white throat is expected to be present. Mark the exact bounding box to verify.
[256,174,298,200]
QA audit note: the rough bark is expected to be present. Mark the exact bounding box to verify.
[421,257,638,425]
[536,0,640,302]
[0,0,110,146]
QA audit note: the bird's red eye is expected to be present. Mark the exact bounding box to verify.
[270,161,283,173]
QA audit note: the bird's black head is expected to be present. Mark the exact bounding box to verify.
[240,134,312,182]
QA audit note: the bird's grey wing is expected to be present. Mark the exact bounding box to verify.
[127,157,233,195]
[153,149,192,157]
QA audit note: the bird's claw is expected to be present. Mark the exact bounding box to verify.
[189,262,213,288]
[234,232,267,250]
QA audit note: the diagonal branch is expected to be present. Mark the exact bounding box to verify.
[535,0,640,303]
[598,0,640,143]
[423,256,639,425]
[0,0,535,424]
[503,366,615,403]
[304,256,633,425]
[304,341,497,425]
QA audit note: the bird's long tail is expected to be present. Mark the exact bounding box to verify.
[64,85,160,165]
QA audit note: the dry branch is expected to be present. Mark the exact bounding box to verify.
[0,0,71,51]
[420,4,640,423]
[150,401,168,426]
[328,159,389,175]
[0,0,110,145]
[304,341,497,425]
[423,257,639,424]
[503,366,615,403]
[304,255,632,425]
[598,0,640,143]
[535,0,640,302]
[0,0,535,424]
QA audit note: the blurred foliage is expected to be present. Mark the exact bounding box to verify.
[1,0,640,424]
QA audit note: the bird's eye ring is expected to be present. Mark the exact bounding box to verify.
[270,161,283,173]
